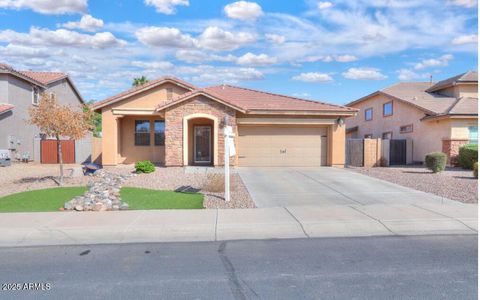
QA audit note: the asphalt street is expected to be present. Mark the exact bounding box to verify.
[0,235,476,300]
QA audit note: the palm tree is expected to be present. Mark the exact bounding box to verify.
[132,76,149,87]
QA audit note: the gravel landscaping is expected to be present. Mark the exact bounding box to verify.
[0,163,255,209]
[106,165,255,209]
[349,165,478,203]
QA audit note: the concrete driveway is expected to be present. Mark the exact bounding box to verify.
[238,167,456,208]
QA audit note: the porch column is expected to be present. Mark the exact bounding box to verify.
[101,109,120,165]
[328,124,346,167]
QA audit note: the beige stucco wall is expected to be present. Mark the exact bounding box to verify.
[437,84,478,98]
[346,94,453,162]
[100,82,188,165]
[448,119,478,140]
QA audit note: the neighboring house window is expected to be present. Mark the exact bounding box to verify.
[382,132,393,140]
[364,108,373,121]
[383,101,393,117]
[154,120,165,146]
[364,134,373,138]
[32,86,40,105]
[166,88,173,100]
[400,124,413,134]
[135,120,150,146]
[468,126,478,144]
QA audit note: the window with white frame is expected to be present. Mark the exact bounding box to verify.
[32,86,40,105]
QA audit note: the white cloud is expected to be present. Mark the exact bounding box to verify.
[197,26,256,51]
[317,1,333,9]
[224,1,263,21]
[0,44,57,58]
[265,33,285,44]
[447,0,477,8]
[452,34,478,45]
[175,65,263,83]
[131,60,174,70]
[342,67,387,80]
[175,49,237,63]
[136,26,196,48]
[236,52,277,66]
[61,15,104,32]
[0,0,87,14]
[334,54,358,62]
[292,92,311,98]
[144,0,189,14]
[0,27,127,49]
[292,72,333,82]
[414,54,453,70]
[300,54,357,63]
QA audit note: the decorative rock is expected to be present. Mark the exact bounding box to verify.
[63,170,133,212]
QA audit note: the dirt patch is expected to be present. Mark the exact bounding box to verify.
[349,165,478,203]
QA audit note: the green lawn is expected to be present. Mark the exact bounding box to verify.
[0,187,87,212]
[0,187,204,212]
[121,187,204,209]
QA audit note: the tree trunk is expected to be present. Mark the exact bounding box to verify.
[57,136,64,186]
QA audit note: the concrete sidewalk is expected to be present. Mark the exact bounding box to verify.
[0,202,476,247]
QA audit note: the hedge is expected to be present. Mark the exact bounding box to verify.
[458,144,478,170]
[425,152,447,173]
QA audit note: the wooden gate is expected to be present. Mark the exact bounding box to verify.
[41,140,75,164]
[389,139,406,165]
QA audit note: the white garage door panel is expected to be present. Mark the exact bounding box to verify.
[238,126,328,167]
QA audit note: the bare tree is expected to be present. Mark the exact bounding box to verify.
[29,93,94,185]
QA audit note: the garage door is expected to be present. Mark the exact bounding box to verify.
[237,126,328,167]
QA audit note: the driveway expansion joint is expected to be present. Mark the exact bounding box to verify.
[348,205,397,236]
[411,204,478,233]
[283,207,310,238]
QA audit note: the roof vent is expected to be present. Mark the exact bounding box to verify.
[412,96,418,101]
[222,84,226,90]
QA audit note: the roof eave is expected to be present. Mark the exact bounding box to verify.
[245,109,357,116]
[0,69,47,88]
[421,113,478,121]
[156,91,247,113]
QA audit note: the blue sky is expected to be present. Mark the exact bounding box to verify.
[0,0,477,104]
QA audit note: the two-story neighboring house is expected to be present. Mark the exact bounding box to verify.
[0,63,88,163]
[345,71,478,165]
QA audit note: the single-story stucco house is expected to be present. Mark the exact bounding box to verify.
[92,76,356,167]
[345,71,478,164]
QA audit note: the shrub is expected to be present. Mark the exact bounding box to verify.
[458,144,478,170]
[425,152,447,173]
[134,160,155,173]
[474,162,478,179]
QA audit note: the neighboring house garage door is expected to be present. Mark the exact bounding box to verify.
[237,126,327,167]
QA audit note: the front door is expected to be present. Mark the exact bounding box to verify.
[194,126,212,164]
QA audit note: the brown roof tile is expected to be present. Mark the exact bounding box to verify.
[447,97,478,115]
[157,84,356,113]
[0,103,14,115]
[19,71,67,85]
[426,71,478,92]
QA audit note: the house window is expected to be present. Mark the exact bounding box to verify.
[166,88,173,100]
[382,132,393,140]
[32,86,40,105]
[400,124,413,134]
[468,126,478,144]
[135,120,150,146]
[364,108,373,121]
[154,120,165,146]
[364,134,373,138]
[383,101,393,117]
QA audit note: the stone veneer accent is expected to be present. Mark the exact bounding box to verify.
[442,138,469,166]
[164,95,236,166]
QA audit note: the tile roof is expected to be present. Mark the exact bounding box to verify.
[347,72,478,118]
[157,84,356,113]
[0,103,14,115]
[92,76,196,110]
[19,71,67,85]
[426,71,478,92]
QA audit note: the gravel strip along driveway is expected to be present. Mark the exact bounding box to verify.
[0,163,255,209]
[349,165,478,203]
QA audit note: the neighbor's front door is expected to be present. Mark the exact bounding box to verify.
[194,125,212,164]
